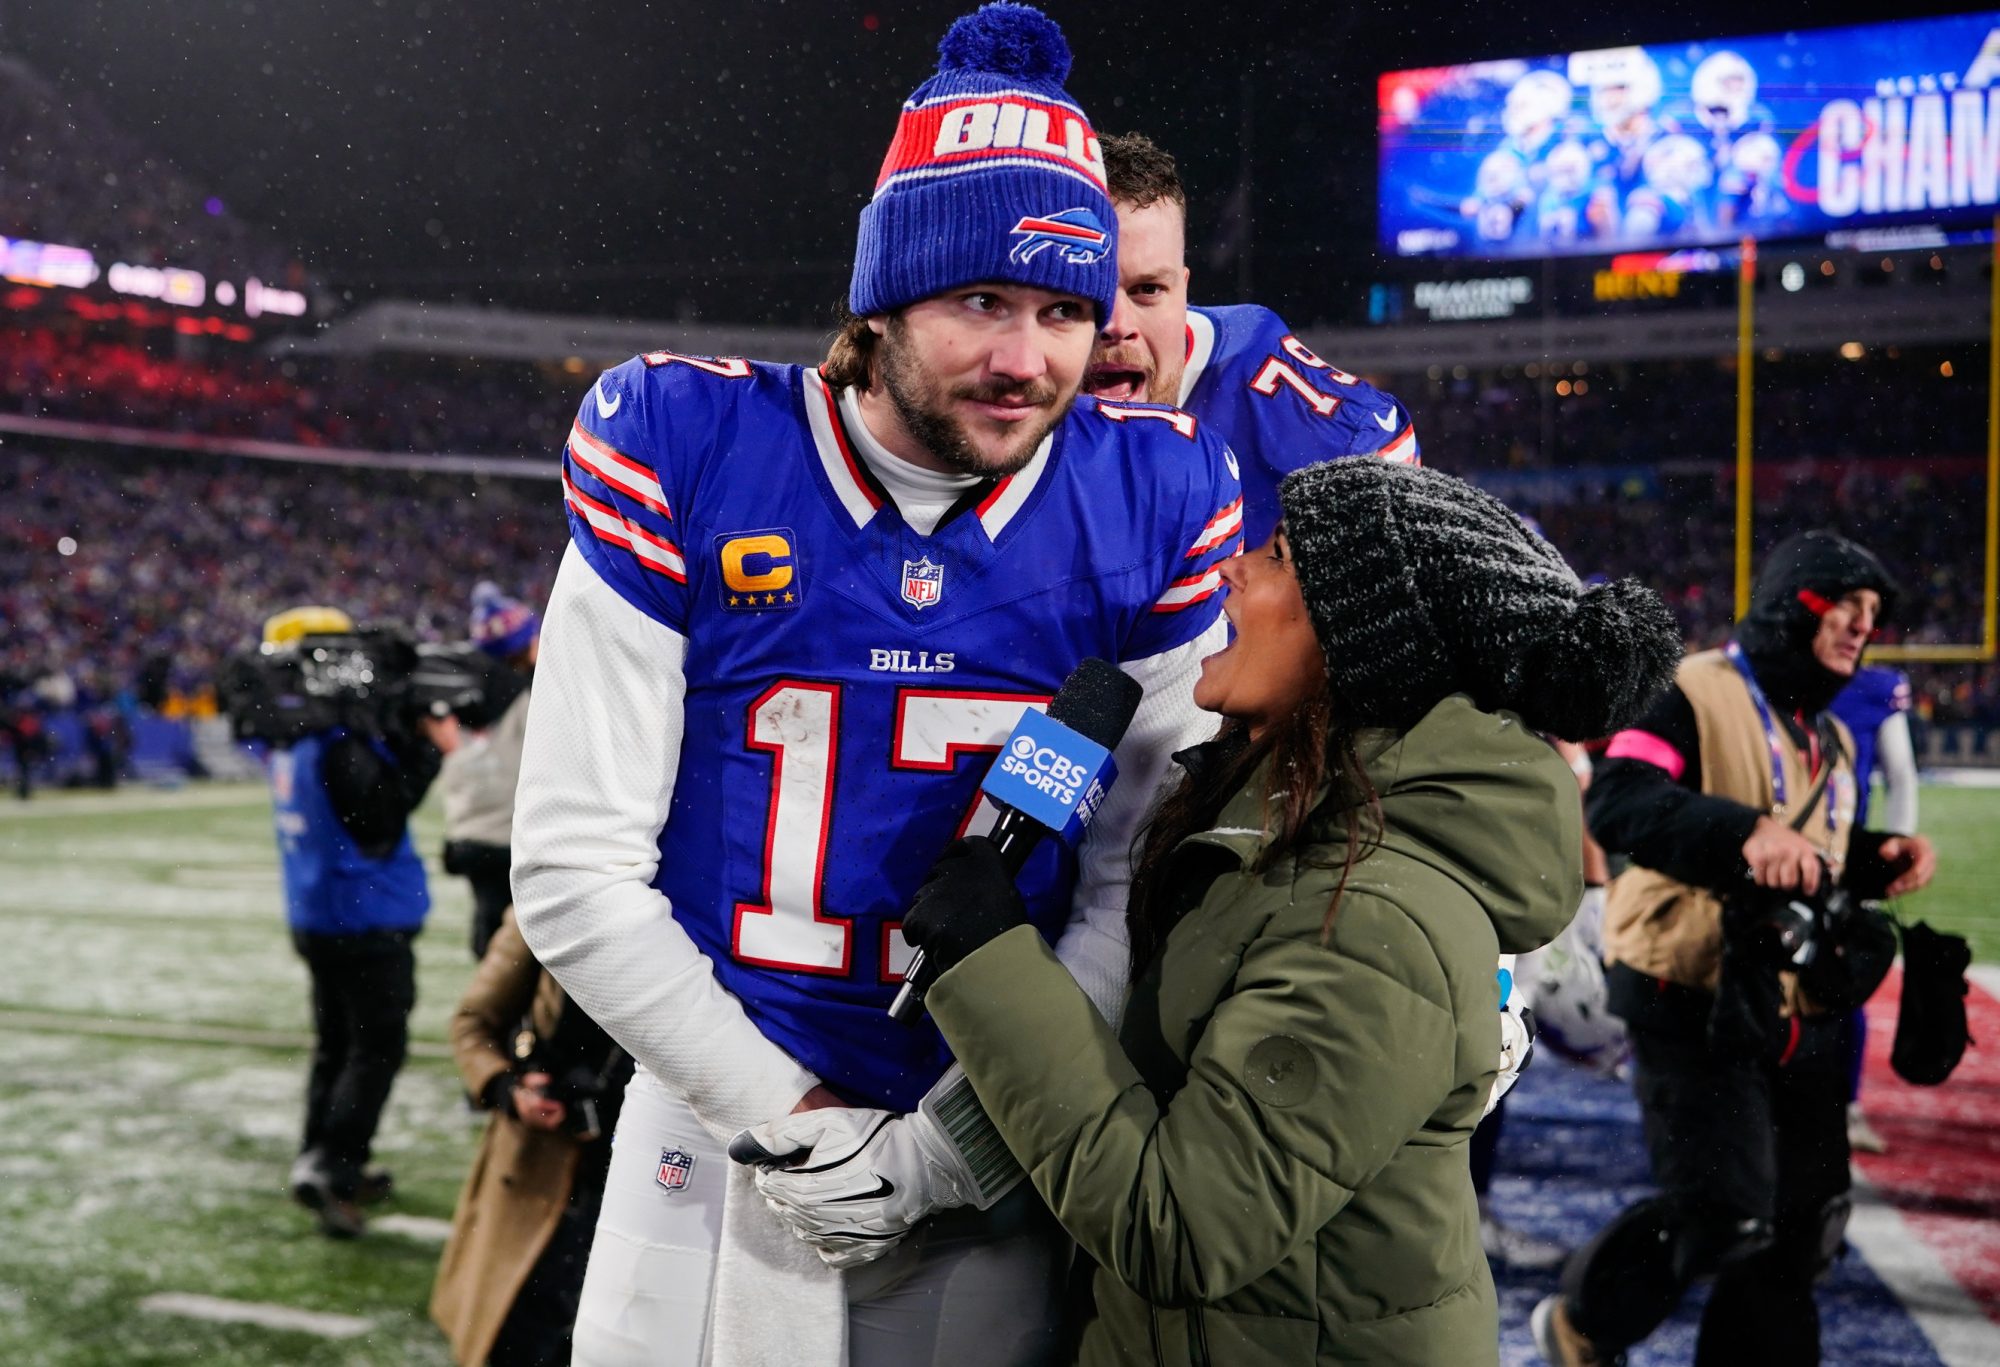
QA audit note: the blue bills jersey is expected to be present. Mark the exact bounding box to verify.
[1830,664,1912,830]
[1178,304,1419,548]
[560,352,1241,1110]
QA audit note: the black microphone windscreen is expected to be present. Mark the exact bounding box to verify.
[1045,658,1144,753]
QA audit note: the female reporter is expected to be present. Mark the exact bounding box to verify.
[902,460,1683,1365]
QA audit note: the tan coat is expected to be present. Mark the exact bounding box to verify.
[439,684,531,846]
[429,913,581,1367]
[1603,649,1856,1003]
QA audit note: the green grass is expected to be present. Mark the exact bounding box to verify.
[0,776,1994,1363]
[0,783,479,1365]
[1890,785,2000,964]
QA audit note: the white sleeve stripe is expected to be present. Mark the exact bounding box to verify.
[1153,568,1224,612]
[564,470,688,581]
[1186,497,1244,557]
[1379,425,1419,464]
[569,421,672,518]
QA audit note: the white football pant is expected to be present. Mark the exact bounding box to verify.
[572,1066,1069,1366]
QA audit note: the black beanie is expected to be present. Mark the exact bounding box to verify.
[1276,459,1684,740]
[1735,529,1900,714]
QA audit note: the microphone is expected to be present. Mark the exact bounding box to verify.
[888,658,1144,1025]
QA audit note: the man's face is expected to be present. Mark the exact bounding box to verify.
[873,282,1094,478]
[1810,587,1881,677]
[1085,197,1189,406]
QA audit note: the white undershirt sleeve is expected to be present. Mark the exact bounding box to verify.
[1874,711,1920,837]
[512,544,819,1140]
[1053,619,1227,1031]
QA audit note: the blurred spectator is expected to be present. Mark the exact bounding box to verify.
[431,910,630,1367]
[437,583,541,960]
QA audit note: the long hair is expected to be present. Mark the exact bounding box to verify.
[1125,679,1385,975]
[821,312,878,391]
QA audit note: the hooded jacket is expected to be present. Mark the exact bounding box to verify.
[928,695,1580,1366]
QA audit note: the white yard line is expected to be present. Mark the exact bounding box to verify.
[1847,1176,2000,1367]
[372,1213,453,1242]
[138,1293,372,1339]
[1920,768,2000,788]
[0,1008,451,1059]
[1969,965,2000,1000]
[0,785,267,821]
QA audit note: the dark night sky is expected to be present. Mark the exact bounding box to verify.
[4,0,1921,325]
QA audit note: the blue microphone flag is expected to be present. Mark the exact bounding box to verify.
[980,706,1118,847]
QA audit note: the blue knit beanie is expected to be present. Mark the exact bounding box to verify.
[850,3,1117,321]
[469,582,539,659]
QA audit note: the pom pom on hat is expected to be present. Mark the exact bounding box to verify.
[936,3,1072,83]
[470,581,540,660]
[1276,458,1682,740]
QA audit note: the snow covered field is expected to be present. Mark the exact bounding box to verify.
[1,779,1994,1364]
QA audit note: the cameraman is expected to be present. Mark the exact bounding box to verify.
[1534,532,1936,1367]
[431,909,630,1367]
[436,584,540,960]
[260,606,448,1239]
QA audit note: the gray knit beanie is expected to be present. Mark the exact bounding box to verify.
[1276,459,1683,740]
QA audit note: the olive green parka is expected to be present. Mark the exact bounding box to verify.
[928,695,1581,1366]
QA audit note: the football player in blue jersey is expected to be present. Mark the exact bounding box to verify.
[1081,132,1418,550]
[1830,663,1919,837]
[1460,69,1576,245]
[511,8,1241,1364]
[1829,662,1919,1155]
[1676,50,1785,232]
[1580,48,1667,243]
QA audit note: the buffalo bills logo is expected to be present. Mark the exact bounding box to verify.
[1009,208,1111,266]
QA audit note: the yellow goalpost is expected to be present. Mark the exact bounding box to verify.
[1732,224,2000,666]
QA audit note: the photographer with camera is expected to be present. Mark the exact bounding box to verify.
[1534,532,1936,1367]
[433,583,540,960]
[431,909,631,1367]
[250,606,449,1240]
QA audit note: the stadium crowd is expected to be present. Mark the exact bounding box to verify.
[0,325,570,458]
[0,56,304,290]
[4,419,1995,795]
[0,444,557,759]
[1401,350,1985,472]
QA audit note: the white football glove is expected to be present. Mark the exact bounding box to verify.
[1485,996,1537,1118]
[728,1064,1022,1269]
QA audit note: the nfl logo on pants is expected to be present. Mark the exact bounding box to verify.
[901,556,943,609]
[656,1148,695,1192]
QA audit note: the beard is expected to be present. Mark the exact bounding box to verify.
[878,317,1074,478]
[1085,341,1184,406]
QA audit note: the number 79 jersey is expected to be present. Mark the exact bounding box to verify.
[1179,303,1419,550]
[560,353,1241,1110]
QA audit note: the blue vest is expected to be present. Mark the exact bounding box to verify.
[270,731,429,935]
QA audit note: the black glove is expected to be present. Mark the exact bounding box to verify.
[901,836,1028,978]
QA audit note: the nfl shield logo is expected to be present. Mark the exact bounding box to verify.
[901,557,944,609]
[656,1148,695,1193]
